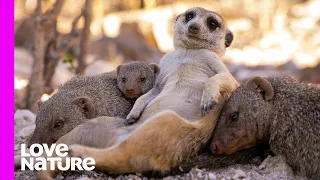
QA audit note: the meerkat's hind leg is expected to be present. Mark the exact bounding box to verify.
[68,110,211,174]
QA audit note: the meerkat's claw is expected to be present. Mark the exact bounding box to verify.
[201,88,220,117]
[125,113,140,125]
[124,117,138,125]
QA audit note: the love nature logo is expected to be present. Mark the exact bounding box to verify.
[20,144,95,171]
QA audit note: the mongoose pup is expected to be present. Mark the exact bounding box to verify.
[28,61,159,147]
[210,76,320,180]
[36,7,239,179]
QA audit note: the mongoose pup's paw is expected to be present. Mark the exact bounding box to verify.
[200,85,221,116]
[125,113,140,125]
[68,144,88,159]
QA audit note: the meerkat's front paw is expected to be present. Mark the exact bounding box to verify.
[68,144,88,159]
[200,85,221,116]
[125,112,140,125]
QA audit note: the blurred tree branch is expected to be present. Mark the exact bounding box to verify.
[25,0,92,112]
[76,0,92,74]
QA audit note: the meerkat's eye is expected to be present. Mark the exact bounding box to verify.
[140,77,146,82]
[54,120,64,129]
[185,12,194,22]
[230,112,239,122]
[207,17,219,31]
[122,77,126,83]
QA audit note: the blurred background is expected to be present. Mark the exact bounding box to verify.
[14,0,320,112]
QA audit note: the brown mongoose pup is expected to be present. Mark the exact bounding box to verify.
[210,76,320,180]
[28,61,159,147]
[36,7,239,179]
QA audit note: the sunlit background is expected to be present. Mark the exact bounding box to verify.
[14,0,320,109]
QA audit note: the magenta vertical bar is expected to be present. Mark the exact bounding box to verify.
[0,0,14,179]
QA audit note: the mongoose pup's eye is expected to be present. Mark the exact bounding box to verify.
[54,121,64,128]
[140,77,146,82]
[122,77,126,83]
[207,18,219,31]
[185,12,194,22]
[230,112,239,121]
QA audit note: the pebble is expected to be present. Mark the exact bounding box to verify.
[208,173,217,180]
[76,176,91,180]
[233,169,247,179]
[197,172,204,179]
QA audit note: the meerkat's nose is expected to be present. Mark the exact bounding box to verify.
[188,24,199,34]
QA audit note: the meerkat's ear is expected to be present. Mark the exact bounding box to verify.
[246,77,274,101]
[72,97,96,119]
[116,65,122,76]
[175,14,181,21]
[149,63,160,76]
[225,30,233,48]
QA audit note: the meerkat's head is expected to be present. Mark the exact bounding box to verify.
[174,7,233,56]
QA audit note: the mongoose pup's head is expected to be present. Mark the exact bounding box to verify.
[28,62,159,148]
[174,7,233,56]
[116,62,159,99]
[210,76,275,155]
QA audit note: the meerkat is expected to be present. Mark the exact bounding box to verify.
[37,7,238,179]
[124,7,238,125]
[210,76,320,179]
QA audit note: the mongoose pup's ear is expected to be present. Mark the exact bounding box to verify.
[116,65,122,76]
[225,30,233,47]
[72,97,96,119]
[246,77,274,101]
[37,100,43,108]
[149,63,160,76]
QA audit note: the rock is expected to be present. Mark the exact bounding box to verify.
[14,109,36,129]
[76,176,92,180]
[52,61,75,89]
[277,60,299,72]
[197,172,204,179]
[232,169,247,179]
[259,155,272,170]
[208,173,217,180]
[14,47,33,79]
[16,124,36,140]
[84,60,118,76]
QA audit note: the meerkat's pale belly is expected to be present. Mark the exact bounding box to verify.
[139,64,213,122]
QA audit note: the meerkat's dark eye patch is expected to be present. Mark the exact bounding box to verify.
[207,17,219,31]
[185,12,195,22]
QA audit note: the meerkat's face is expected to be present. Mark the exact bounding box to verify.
[174,7,233,56]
